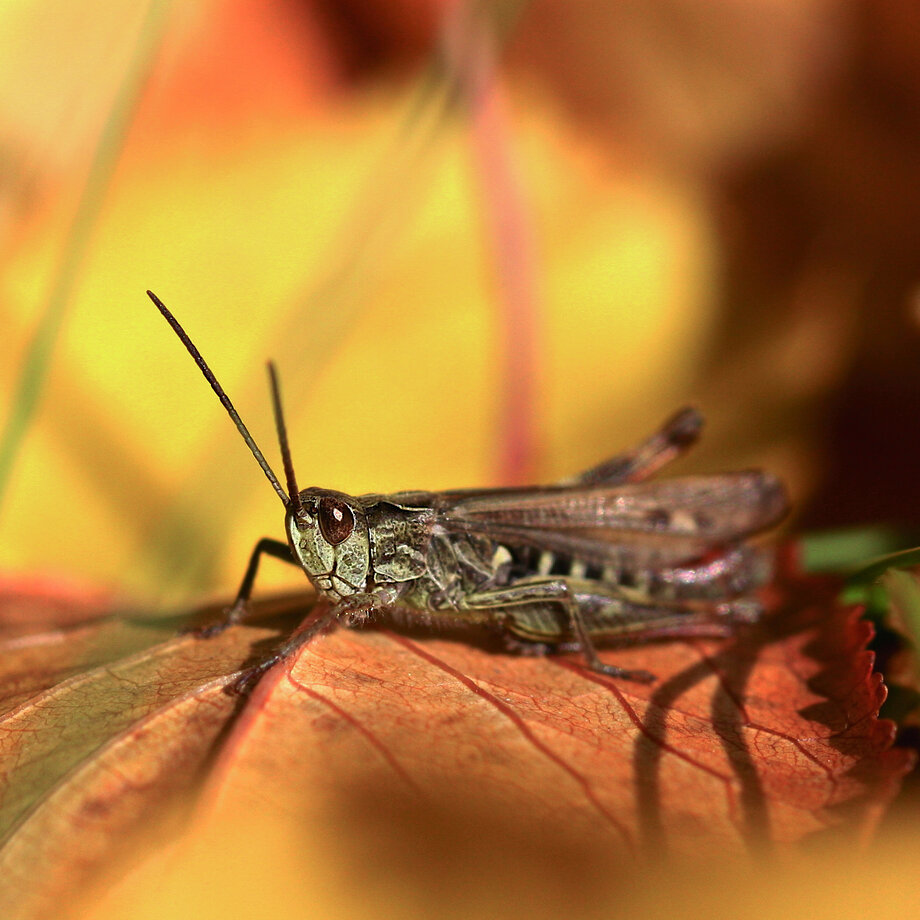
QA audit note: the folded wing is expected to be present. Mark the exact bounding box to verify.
[440,472,787,568]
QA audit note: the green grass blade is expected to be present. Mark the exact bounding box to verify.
[881,569,920,651]
[0,0,171,514]
[847,546,920,591]
[798,526,918,575]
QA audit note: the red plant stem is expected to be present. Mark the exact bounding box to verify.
[444,4,541,486]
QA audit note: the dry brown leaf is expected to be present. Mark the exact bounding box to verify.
[0,562,912,919]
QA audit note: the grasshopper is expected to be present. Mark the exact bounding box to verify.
[148,291,787,683]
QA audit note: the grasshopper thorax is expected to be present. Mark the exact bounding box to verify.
[286,488,370,600]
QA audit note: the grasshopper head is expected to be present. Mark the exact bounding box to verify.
[286,489,370,599]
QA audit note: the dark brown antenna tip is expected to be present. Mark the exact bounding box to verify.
[146,290,290,508]
[267,361,302,514]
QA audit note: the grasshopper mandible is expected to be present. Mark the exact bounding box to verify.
[148,291,787,684]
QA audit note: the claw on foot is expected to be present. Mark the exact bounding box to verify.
[180,600,249,639]
[591,662,657,684]
[181,619,230,639]
[230,657,280,695]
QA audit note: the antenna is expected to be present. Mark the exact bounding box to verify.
[267,361,302,515]
[146,290,290,508]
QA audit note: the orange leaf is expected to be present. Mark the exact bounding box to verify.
[0,566,912,919]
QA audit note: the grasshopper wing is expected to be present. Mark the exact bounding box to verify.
[440,472,787,568]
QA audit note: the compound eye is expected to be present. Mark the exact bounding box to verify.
[317,496,355,545]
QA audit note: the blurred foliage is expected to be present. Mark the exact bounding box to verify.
[1,0,919,612]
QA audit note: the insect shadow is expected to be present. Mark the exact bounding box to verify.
[632,567,863,858]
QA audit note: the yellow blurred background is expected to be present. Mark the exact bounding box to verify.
[0,0,918,586]
[10,0,916,608]
[0,0,728,607]
[3,2,920,917]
